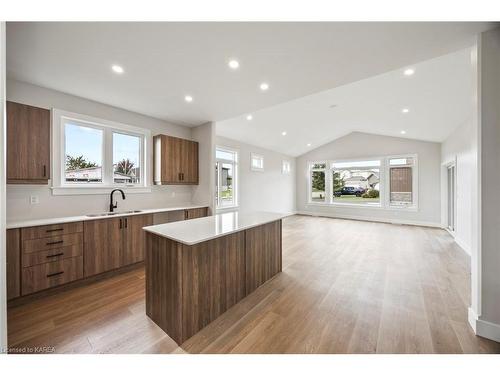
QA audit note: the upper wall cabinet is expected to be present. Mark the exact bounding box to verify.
[7,101,51,184]
[153,134,199,185]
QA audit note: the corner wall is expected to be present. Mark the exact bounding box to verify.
[192,122,215,213]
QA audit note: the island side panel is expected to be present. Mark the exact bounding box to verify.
[245,220,282,295]
[145,232,183,344]
[181,231,246,342]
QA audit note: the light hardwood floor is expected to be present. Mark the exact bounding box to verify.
[7,215,500,354]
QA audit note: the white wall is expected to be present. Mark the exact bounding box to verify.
[192,122,215,214]
[6,79,194,222]
[441,119,474,255]
[478,27,500,335]
[295,132,442,226]
[215,136,296,214]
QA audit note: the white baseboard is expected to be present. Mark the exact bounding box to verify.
[296,210,443,228]
[468,307,500,342]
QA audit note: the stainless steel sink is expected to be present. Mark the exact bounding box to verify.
[86,210,143,217]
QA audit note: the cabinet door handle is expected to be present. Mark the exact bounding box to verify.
[46,240,64,246]
[43,165,47,177]
[125,218,128,228]
[119,218,123,229]
[46,228,63,233]
[46,252,64,258]
[46,271,64,278]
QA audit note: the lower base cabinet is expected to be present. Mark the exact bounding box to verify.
[22,256,84,294]
[7,207,208,300]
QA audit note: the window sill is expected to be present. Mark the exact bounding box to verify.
[51,185,152,196]
[216,205,239,213]
[306,202,418,212]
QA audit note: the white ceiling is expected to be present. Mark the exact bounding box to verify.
[6,22,492,128]
[217,48,476,156]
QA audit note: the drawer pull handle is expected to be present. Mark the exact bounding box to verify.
[46,228,64,233]
[46,252,64,258]
[46,240,64,245]
[46,271,64,278]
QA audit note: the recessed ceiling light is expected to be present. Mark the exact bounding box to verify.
[184,95,193,103]
[403,68,415,76]
[307,143,311,147]
[281,131,287,136]
[228,60,240,69]
[246,114,253,121]
[260,82,269,91]
[400,130,406,135]
[402,108,410,113]
[111,65,124,74]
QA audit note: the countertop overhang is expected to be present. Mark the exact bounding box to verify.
[7,204,208,229]
[143,211,292,246]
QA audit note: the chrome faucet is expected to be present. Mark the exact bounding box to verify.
[109,189,126,212]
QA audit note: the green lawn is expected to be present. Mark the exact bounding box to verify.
[334,195,379,203]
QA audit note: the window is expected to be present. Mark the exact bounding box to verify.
[309,163,326,203]
[331,160,381,206]
[282,160,291,175]
[307,155,417,210]
[216,147,238,209]
[113,132,141,184]
[251,153,264,171]
[64,122,103,183]
[53,109,150,195]
[388,156,416,207]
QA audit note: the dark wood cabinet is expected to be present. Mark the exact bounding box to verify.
[84,214,153,276]
[7,229,21,300]
[7,101,50,184]
[153,134,199,185]
[84,218,122,277]
[185,207,208,220]
[122,214,153,266]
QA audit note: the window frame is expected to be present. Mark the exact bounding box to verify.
[308,161,327,204]
[282,160,291,175]
[386,154,418,210]
[215,146,238,210]
[250,153,264,172]
[52,109,151,195]
[306,154,418,211]
[330,157,383,208]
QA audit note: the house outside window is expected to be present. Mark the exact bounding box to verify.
[331,160,381,206]
[216,147,238,209]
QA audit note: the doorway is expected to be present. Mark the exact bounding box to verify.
[447,163,456,232]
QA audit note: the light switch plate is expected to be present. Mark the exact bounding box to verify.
[30,195,39,204]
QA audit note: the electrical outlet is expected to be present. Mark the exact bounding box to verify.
[30,195,39,204]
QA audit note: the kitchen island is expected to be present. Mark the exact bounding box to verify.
[143,211,289,344]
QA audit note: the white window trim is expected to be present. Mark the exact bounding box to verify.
[306,154,418,211]
[215,145,238,210]
[282,160,291,175]
[307,161,328,204]
[250,153,264,172]
[51,108,152,195]
[386,153,418,211]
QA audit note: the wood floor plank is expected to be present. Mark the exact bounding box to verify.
[7,215,500,354]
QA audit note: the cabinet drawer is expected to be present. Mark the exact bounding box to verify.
[22,244,83,268]
[21,221,83,240]
[23,233,83,254]
[22,256,83,295]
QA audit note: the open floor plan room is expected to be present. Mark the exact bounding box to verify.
[1,17,500,365]
[7,216,500,354]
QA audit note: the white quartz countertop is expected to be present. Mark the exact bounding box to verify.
[6,204,208,229]
[143,211,292,246]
